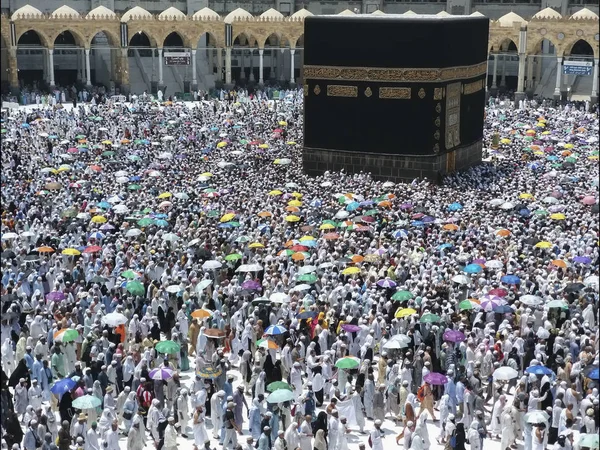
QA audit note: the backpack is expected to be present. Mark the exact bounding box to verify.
[416,385,426,402]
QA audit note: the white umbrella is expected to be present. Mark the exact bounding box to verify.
[489,199,504,207]
[158,152,173,159]
[174,192,189,200]
[196,279,212,292]
[270,292,291,303]
[298,266,317,275]
[291,284,311,292]
[187,238,201,247]
[20,231,35,238]
[285,182,299,189]
[583,275,599,288]
[485,260,504,269]
[335,210,349,219]
[524,410,549,425]
[520,295,543,306]
[202,260,222,270]
[77,212,90,220]
[500,202,515,210]
[382,181,395,188]
[1,232,18,240]
[543,196,559,204]
[452,274,471,285]
[115,170,128,177]
[236,264,263,273]
[162,233,180,242]
[318,262,335,269]
[38,132,48,137]
[159,201,173,209]
[102,312,128,327]
[125,228,143,237]
[492,366,519,380]
[116,177,129,184]
[113,204,129,214]
[162,136,174,141]
[321,181,333,187]
[166,285,181,293]
[383,340,404,350]
[148,170,162,177]
[536,327,550,339]
[107,195,122,204]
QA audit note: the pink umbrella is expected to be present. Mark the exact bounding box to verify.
[582,196,596,205]
[67,147,78,153]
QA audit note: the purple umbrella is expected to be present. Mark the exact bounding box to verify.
[46,291,65,301]
[423,372,448,385]
[341,324,361,333]
[376,278,397,289]
[149,367,174,380]
[443,330,466,343]
[400,202,413,210]
[242,280,262,291]
[573,256,592,265]
[99,224,115,231]
[472,258,486,265]
[422,216,435,223]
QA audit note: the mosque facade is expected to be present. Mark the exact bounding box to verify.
[0,5,598,102]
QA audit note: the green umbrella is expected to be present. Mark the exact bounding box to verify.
[534,209,549,216]
[134,139,144,144]
[458,299,476,310]
[363,209,378,216]
[72,394,102,410]
[142,208,153,214]
[280,249,295,256]
[155,340,181,354]
[338,196,349,204]
[298,273,318,283]
[207,210,220,217]
[578,433,599,449]
[204,188,218,193]
[1,129,6,133]
[420,312,441,323]
[228,221,241,227]
[61,207,78,218]
[551,163,563,168]
[137,218,154,227]
[128,184,141,190]
[128,155,141,161]
[76,134,86,139]
[267,389,296,403]
[546,300,568,309]
[322,220,337,227]
[392,290,414,302]
[121,270,139,280]
[102,151,115,157]
[94,117,102,121]
[334,357,360,370]
[126,280,145,296]
[225,253,243,261]
[267,381,293,392]
[565,156,577,163]
[523,136,534,141]
[56,328,79,343]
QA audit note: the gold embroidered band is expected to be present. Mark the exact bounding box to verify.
[463,79,485,95]
[326,85,358,98]
[379,87,412,99]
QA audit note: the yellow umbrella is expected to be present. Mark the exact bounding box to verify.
[535,241,552,249]
[91,215,107,224]
[395,308,417,318]
[278,121,288,126]
[42,168,59,175]
[564,143,574,149]
[259,144,269,149]
[157,192,172,199]
[62,248,81,256]
[588,155,599,160]
[534,151,544,156]
[268,190,283,196]
[102,140,113,145]
[319,223,335,230]
[57,167,70,173]
[519,193,534,200]
[500,138,511,144]
[536,122,546,128]
[342,267,361,275]
[291,192,303,198]
[526,130,536,135]
[217,141,228,148]
[542,131,551,135]
[550,213,566,220]
[285,215,300,222]
[249,242,265,249]
[220,213,236,223]
[299,236,315,242]
[121,139,131,144]
[200,172,213,177]
[288,200,303,207]
[286,141,297,145]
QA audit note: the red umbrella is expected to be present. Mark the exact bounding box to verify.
[249,140,261,145]
[83,245,102,253]
[489,288,508,297]
[274,128,283,133]
[582,196,597,205]
[290,245,309,252]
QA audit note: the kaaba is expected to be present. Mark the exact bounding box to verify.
[302,14,489,182]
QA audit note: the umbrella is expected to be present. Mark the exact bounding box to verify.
[202,260,222,270]
[126,281,145,296]
[197,367,222,379]
[392,290,414,302]
[420,313,441,323]
[501,275,520,284]
[452,275,470,285]
[267,389,296,403]
[335,357,360,369]
[525,365,553,376]
[264,324,287,335]
[423,372,448,385]
[257,338,279,350]
[395,308,417,318]
[204,329,226,338]
[493,366,519,380]
[376,278,397,289]
[267,381,293,392]
[47,291,66,302]
[578,434,599,449]
[341,324,362,333]
[50,378,77,395]
[149,367,174,380]
[463,264,483,274]
[191,309,213,319]
[443,330,466,342]
[547,299,568,309]
[519,295,543,306]
[102,312,128,327]
[524,410,549,425]
[72,395,102,410]
[587,367,599,380]
[155,340,181,354]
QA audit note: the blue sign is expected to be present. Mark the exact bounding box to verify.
[563,61,593,76]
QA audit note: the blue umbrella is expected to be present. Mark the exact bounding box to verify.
[588,367,599,380]
[129,176,141,181]
[21,123,30,128]
[422,216,435,223]
[302,240,318,248]
[310,199,322,208]
[547,155,559,161]
[525,365,553,376]
[393,230,408,239]
[50,378,77,396]
[493,304,514,314]
[519,208,531,217]
[153,214,168,219]
[89,232,105,240]
[528,162,541,170]
[346,201,360,211]
[411,220,424,227]
[360,200,374,207]
[155,219,169,228]
[448,202,463,211]
[573,256,592,265]
[149,367,174,380]
[97,201,111,209]
[265,324,287,335]
[49,135,58,139]
[438,243,453,250]
[210,127,219,132]
[501,274,521,284]
[463,264,483,274]
[219,223,234,228]
[296,311,318,320]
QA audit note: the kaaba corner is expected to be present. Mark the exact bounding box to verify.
[301,14,489,183]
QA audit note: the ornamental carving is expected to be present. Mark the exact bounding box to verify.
[326,85,358,97]
[435,117,441,127]
[445,82,461,150]
[303,84,308,96]
[303,62,488,84]
[379,87,412,99]
[433,88,444,100]
[435,103,442,113]
[314,85,321,95]
[418,88,426,99]
[364,87,372,98]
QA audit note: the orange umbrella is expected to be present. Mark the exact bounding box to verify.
[551,259,568,269]
[351,255,364,263]
[561,150,572,157]
[323,233,340,240]
[378,200,392,208]
[191,309,213,319]
[286,206,300,213]
[89,165,102,172]
[284,240,295,248]
[443,224,459,231]
[258,211,273,218]
[37,246,55,253]
[291,252,306,261]
[496,229,511,237]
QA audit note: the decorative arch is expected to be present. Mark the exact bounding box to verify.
[233,32,258,47]
[563,38,597,58]
[160,30,189,48]
[49,28,86,47]
[295,34,304,49]
[129,31,152,47]
[527,35,562,57]
[17,29,49,48]
[262,33,283,49]
[127,26,158,48]
[490,37,518,53]
[87,28,120,49]
[194,31,220,48]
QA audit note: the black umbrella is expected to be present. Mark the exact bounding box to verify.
[1,250,16,259]
[592,204,599,214]
[523,238,540,246]
[564,283,585,293]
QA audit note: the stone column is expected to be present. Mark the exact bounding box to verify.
[592,58,599,104]
[270,49,275,80]
[554,57,562,101]
[8,48,19,94]
[240,49,246,80]
[526,55,534,91]
[76,50,82,82]
[290,48,296,86]
[119,48,130,95]
[225,47,232,86]
[85,48,92,86]
[191,49,197,91]
[500,55,507,88]
[515,53,526,104]
[48,48,55,88]
[535,56,542,89]
[279,48,285,82]
[151,50,156,82]
[249,49,255,82]
[491,54,498,90]
[217,48,223,82]
[258,48,264,85]
[157,48,164,85]
[42,50,48,83]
